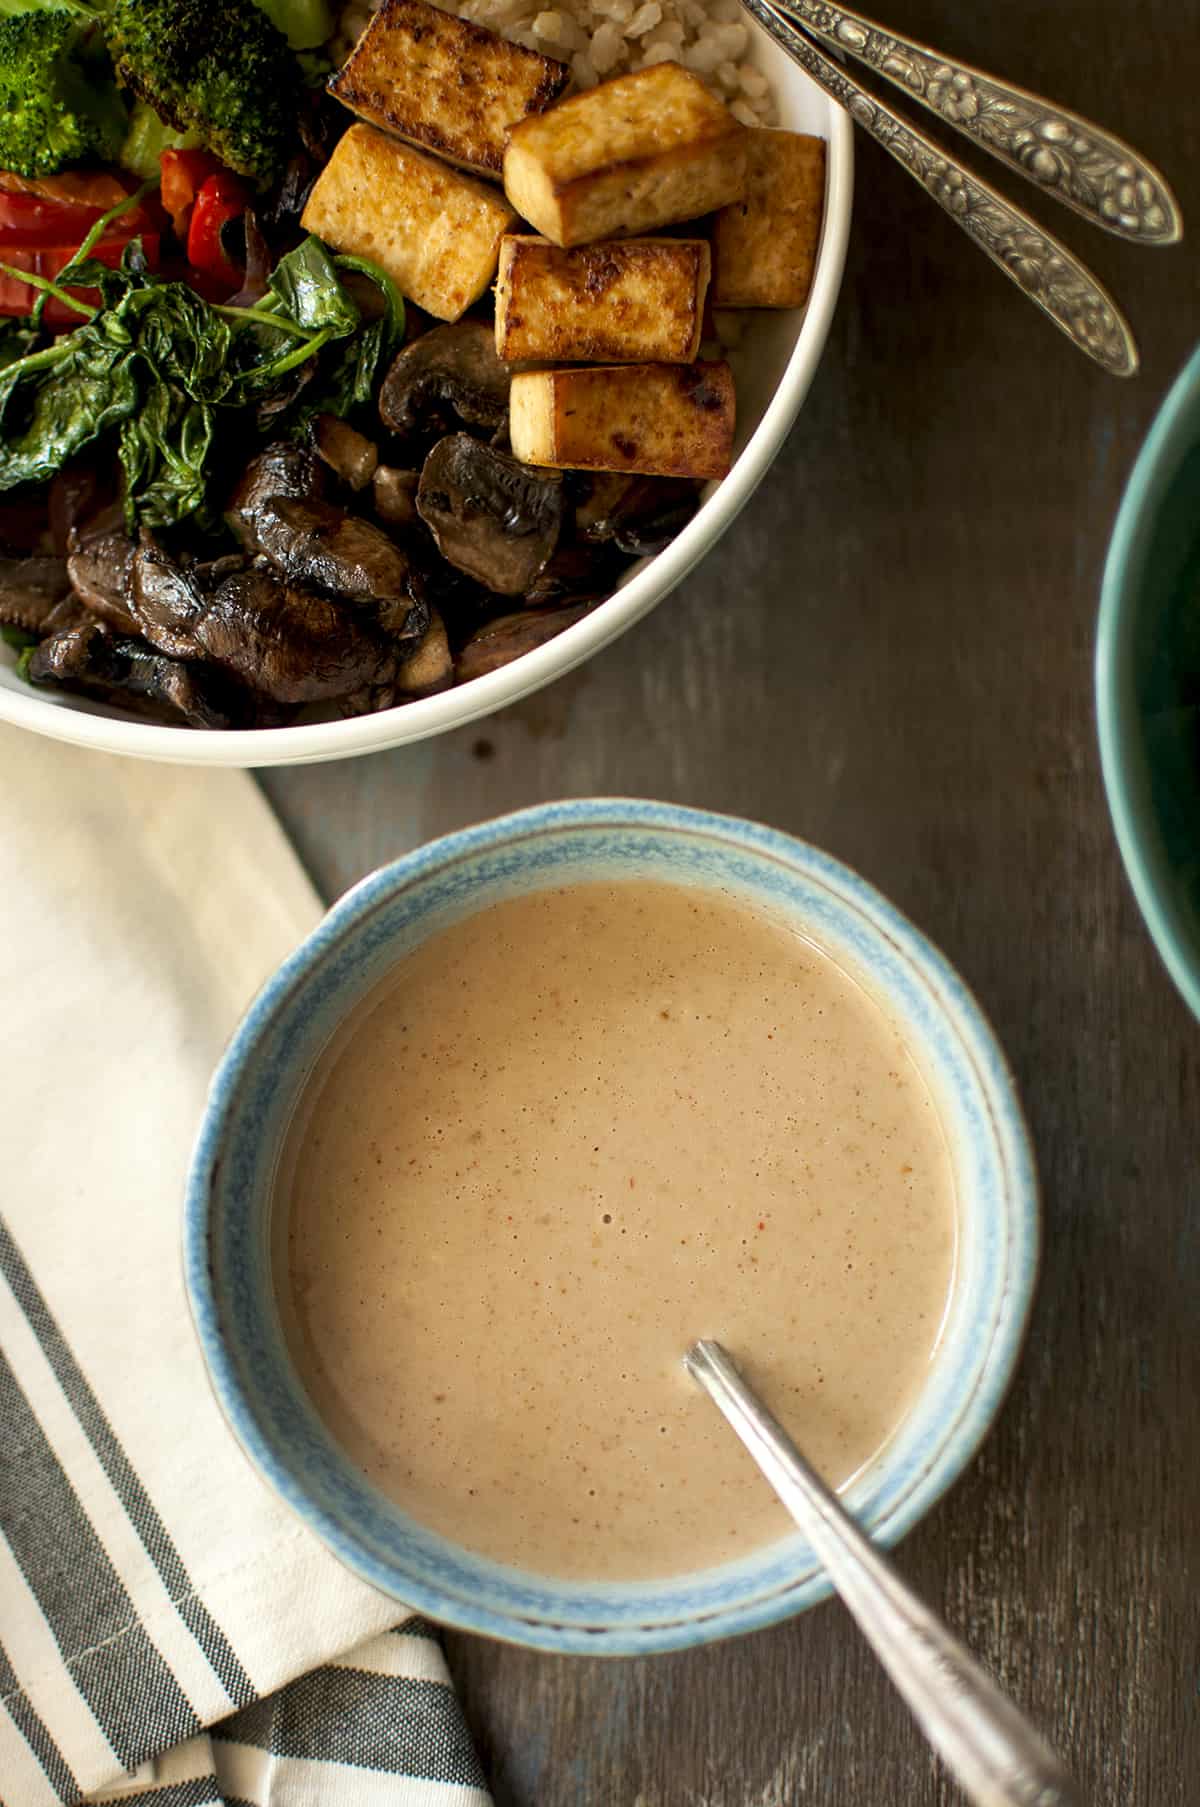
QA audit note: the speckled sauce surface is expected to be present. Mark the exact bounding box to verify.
[282,879,955,1579]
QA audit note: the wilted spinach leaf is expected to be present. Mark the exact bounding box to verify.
[279,253,405,433]
[0,320,40,372]
[0,230,391,530]
[131,282,235,404]
[268,237,360,336]
[119,387,216,530]
[0,330,139,487]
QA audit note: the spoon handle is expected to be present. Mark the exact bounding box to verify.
[766,0,1180,244]
[685,1340,1081,1807]
[739,0,1138,377]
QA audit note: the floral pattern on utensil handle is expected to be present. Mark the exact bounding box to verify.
[779,0,1180,243]
[744,0,1138,376]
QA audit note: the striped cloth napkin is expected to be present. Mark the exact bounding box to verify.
[0,722,491,1807]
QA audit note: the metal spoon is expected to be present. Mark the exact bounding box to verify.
[685,1339,1081,1807]
[761,0,1180,245]
[740,0,1139,377]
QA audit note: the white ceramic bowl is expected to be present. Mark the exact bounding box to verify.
[0,51,853,767]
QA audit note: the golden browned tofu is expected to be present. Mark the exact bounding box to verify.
[503,62,747,248]
[509,362,734,479]
[495,235,710,363]
[711,130,826,309]
[329,0,568,178]
[301,123,516,322]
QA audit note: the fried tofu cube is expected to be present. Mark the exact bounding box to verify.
[495,235,710,363]
[329,0,569,178]
[711,130,826,309]
[301,123,516,322]
[509,362,735,479]
[503,62,748,248]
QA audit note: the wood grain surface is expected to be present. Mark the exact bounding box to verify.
[263,3,1200,1799]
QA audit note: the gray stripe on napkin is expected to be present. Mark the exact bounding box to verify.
[0,1640,78,1804]
[0,1219,254,1711]
[213,1667,486,1787]
[391,1620,442,1642]
[0,1345,200,1770]
[98,1781,224,1807]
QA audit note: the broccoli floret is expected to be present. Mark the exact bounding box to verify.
[251,0,334,52]
[106,0,298,187]
[0,12,128,179]
[0,1,102,17]
[117,100,202,183]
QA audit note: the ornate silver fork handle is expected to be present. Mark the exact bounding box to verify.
[742,0,1138,376]
[766,0,1180,245]
[686,1341,1081,1807]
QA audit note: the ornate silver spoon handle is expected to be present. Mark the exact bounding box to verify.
[765,0,1180,245]
[742,0,1138,377]
[685,1341,1081,1807]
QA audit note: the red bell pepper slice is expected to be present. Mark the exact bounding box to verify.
[0,192,99,242]
[185,172,250,281]
[0,169,159,246]
[0,170,136,210]
[0,234,161,326]
[158,148,225,242]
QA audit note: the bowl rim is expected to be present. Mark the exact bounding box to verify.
[184,799,1040,1653]
[1096,340,1200,1020]
[0,101,853,769]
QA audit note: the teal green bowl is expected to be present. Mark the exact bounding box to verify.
[1097,343,1200,1019]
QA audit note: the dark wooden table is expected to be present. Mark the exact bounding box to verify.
[264,4,1200,1799]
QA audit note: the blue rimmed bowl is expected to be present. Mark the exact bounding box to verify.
[184,801,1038,1654]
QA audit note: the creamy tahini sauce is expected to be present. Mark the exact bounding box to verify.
[281,880,956,1580]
